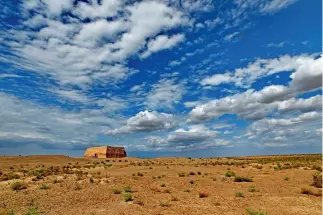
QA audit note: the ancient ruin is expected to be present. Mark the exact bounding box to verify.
[84,146,127,158]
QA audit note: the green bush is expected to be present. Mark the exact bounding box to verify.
[39,184,49,190]
[235,192,244,197]
[312,171,322,188]
[112,188,121,194]
[124,185,132,193]
[124,192,133,202]
[225,170,236,177]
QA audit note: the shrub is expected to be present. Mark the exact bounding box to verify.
[248,186,257,192]
[234,176,252,182]
[312,171,322,188]
[312,165,322,172]
[284,176,289,181]
[301,187,321,196]
[137,172,144,177]
[189,180,194,184]
[112,188,121,194]
[39,184,49,190]
[225,170,236,177]
[11,181,27,191]
[246,208,267,215]
[171,196,179,201]
[89,177,94,183]
[235,192,244,197]
[197,172,201,175]
[124,185,132,193]
[184,189,191,192]
[123,192,133,202]
[189,171,195,176]
[163,189,171,193]
[199,191,209,198]
[159,201,169,207]
[25,207,41,215]
[74,183,81,190]
[178,172,186,177]
[160,183,166,187]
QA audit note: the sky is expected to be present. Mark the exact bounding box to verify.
[0,0,322,158]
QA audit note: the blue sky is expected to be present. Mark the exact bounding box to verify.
[0,0,322,157]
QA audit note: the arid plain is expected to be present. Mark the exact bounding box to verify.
[0,154,321,215]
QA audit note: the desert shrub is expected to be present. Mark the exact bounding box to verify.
[124,185,132,193]
[234,176,253,182]
[112,188,121,194]
[152,176,156,179]
[248,186,257,192]
[284,176,289,181]
[189,180,194,184]
[199,191,209,198]
[171,196,179,201]
[178,172,186,177]
[74,183,82,190]
[39,184,49,190]
[189,171,195,176]
[11,181,27,191]
[184,189,191,192]
[159,201,169,207]
[197,172,201,175]
[137,172,144,177]
[246,208,267,215]
[89,177,94,183]
[124,192,133,202]
[212,177,216,181]
[163,189,171,193]
[25,207,41,215]
[301,187,321,196]
[225,170,236,177]
[133,199,144,206]
[312,165,322,172]
[312,171,322,188]
[236,192,244,197]
[160,183,166,187]
[0,209,15,215]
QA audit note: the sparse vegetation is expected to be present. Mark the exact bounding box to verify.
[160,183,166,187]
[11,181,27,191]
[112,188,121,194]
[284,176,289,181]
[248,186,257,192]
[225,170,236,177]
[159,201,169,207]
[246,208,267,215]
[234,176,253,182]
[312,171,322,188]
[39,184,50,189]
[124,185,132,193]
[123,192,133,202]
[236,192,244,197]
[74,183,82,190]
[301,187,321,196]
[178,172,186,177]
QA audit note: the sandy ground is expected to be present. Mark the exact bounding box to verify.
[0,154,321,215]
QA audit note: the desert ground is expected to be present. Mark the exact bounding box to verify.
[0,154,321,215]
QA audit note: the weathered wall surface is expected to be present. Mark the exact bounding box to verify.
[84,146,107,158]
[84,146,127,158]
[106,146,127,158]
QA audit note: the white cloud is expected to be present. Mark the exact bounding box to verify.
[201,54,323,90]
[260,0,298,14]
[138,125,230,151]
[146,78,186,110]
[105,110,176,135]
[0,92,119,148]
[141,34,185,58]
[1,0,189,89]
[204,17,222,29]
[267,41,286,48]
[277,95,322,114]
[224,32,240,41]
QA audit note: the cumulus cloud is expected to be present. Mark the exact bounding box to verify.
[141,34,185,58]
[1,0,189,88]
[146,78,186,110]
[0,92,119,149]
[105,110,176,135]
[138,125,229,151]
[277,95,322,114]
[245,111,321,147]
[201,54,323,91]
